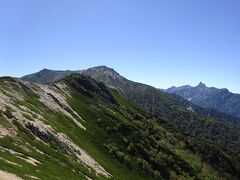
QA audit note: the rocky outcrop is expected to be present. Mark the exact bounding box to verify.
[26,123,110,177]
[0,170,23,180]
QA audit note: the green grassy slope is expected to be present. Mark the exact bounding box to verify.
[63,75,240,180]
[81,68,240,153]
[20,66,240,153]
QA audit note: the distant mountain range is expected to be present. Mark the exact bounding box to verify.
[164,82,240,118]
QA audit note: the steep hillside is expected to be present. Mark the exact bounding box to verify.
[21,66,240,153]
[164,82,240,117]
[82,68,240,153]
[1,75,240,179]
[0,76,109,180]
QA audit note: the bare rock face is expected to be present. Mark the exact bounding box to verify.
[34,83,86,130]
[0,125,17,138]
[26,123,110,177]
[0,170,23,180]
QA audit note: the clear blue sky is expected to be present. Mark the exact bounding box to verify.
[0,0,239,93]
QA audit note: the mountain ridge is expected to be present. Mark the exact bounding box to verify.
[164,83,240,118]
[22,66,123,84]
[21,66,240,153]
[2,74,240,179]
[22,66,240,124]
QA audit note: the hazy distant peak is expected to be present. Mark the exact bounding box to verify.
[165,82,240,117]
[38,68,51,73]
[41,68,49,71]
[39,68,72,73]
[197,82,206,88]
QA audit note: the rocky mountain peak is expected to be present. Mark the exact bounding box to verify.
[83,66,125,82]
[87,65,119,75]
[197,82,206,88]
